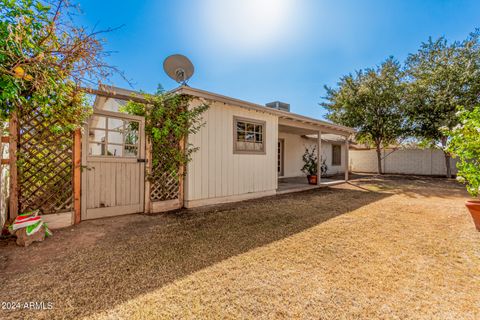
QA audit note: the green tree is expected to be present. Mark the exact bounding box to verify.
[321,57,406,174]
[404,31,480,178]
[445,106,480,197]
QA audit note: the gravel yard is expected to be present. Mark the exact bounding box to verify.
[0,175,479,319]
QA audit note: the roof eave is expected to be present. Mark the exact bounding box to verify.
[173,86,355,135]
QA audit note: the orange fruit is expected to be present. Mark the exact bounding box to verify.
[13,66,25,78]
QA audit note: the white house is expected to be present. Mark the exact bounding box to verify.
[81,85,354,222]
[173,86,354,207]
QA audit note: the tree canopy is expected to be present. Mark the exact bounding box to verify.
[0,0,115,130]
[322,29,480,177]
[321,57,406,174]
[403,31,480,177]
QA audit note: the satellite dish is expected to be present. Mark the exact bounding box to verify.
[163,54,194,85]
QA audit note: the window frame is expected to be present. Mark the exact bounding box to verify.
[87,113,142,159]
[233,116,266,155]
[331,144,342,166]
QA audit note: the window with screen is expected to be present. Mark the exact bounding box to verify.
[332,144,342,166]
[88,115,140,158]
[234,117,266,154]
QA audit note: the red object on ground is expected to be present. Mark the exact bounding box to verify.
[466,200,480,231]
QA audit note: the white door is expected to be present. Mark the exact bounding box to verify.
[82,110,145,220]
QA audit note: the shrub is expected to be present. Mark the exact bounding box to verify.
[446,106,480,197]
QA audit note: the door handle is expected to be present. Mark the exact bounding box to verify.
[137,159,146,163]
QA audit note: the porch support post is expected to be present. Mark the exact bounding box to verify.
[344,135,349,181]
[144,135,152,214]
[317,131,321,185]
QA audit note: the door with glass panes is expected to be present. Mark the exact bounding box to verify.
[82,110,145,220]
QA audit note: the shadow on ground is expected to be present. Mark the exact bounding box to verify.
[0,183,390,319]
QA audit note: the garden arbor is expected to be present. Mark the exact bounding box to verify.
[3,88,186,228]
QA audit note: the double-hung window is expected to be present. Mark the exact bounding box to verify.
[233,117,266,154]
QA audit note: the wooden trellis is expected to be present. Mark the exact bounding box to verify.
[7,86,187,221]
[146,137,184,212]
[150,153,180,201]
[17,109,74,214]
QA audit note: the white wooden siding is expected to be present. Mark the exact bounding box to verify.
[278,132,345,178]
[185,100,278,205]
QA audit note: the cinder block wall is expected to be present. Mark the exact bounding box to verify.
[350,149,458,176]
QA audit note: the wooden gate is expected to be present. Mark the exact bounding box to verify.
[81,110,145,220]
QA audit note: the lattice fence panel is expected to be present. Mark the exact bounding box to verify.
[17,109,73,214]
[150,142,180,202]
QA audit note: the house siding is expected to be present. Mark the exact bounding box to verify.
[185,99,278,207]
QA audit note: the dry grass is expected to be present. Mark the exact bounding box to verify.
[1,175,479,319]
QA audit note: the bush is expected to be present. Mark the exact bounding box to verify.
[446,106,480,197]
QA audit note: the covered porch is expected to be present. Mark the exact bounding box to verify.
[276,117,352,194]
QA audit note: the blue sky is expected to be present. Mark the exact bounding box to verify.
[77,0,480,119]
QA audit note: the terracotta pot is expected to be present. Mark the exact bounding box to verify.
[307,175,317,185]
[466,200,480,231]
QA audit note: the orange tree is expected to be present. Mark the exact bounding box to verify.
[0,0,115,129]
[1,0,118,215]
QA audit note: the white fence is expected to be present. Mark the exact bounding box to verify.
[349,149,458,176]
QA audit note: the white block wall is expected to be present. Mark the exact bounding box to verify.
[350,149,458,176]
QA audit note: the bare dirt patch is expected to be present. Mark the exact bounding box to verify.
[0,175,479,319]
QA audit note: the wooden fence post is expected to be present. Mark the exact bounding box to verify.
[144,136,152,213]
[178,138,185,206]
[8,112,18,220]
[73,129,81,224]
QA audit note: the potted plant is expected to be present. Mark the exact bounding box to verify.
[320,158,328,177]
[446,106,480,231]
[301,146,319,185]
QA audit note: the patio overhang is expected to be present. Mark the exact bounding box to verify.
[278,117,352,137]
[278,120,351,188]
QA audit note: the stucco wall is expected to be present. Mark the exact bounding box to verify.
[350,149,458,176]
[185,99,278,207]
[278,132,346,178]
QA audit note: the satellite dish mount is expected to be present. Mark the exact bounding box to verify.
[163,54,195,85]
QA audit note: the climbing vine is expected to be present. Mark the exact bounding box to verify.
[122,87,209,176]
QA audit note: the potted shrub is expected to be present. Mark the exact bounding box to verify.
[320,158,328,177]
[301,146,319,185]
[446,106,480,231]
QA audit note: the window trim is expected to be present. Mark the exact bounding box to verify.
[233,116,266,155]
[331,144,342,166]
[88,114,141,159]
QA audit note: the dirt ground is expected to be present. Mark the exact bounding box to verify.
[0,175,479,319]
